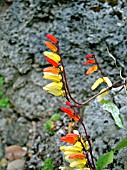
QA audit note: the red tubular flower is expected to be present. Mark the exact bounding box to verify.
[46,34,58,44]
[45,57,59,67]
[44,41,57,52]
[84,59,95,66]
[85,54,94,59]
[61,107,80,121]
[43,67,60,74]
[59,133,78,144]
[86,65,98,75]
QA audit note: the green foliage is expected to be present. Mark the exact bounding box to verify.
[96,151,114,170]
[50,113,60,121]
[42,158,54,170]
[97,136,127,170]
[0,76,10,110]
[0,77,4,84]
[114,136,127,152]
[44,113,60,134]
[102,101,124,129]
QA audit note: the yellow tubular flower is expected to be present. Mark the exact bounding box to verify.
[46,89,65,97]
[43,51,61,62]
[91,78,104,90]
[43,72,62,82]
[97,88,109,102]
[60,145,83,152]
[74,140,89,151]
[70,159,87,168]
[103,77,112,87]
[43,82,63,91]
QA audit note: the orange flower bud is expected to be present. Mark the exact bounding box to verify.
[85,54,94,59]
[43,67,60,74]
[61,107,80,121]
[59,133,78,144]
[84,59,95,66]
[44,41,57,52]
[46,34,58,44]
[86,65,98,75]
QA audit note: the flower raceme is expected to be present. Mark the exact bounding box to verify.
[59,133,89,169]
[43,34,65,97]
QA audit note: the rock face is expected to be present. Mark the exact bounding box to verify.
[0,0,127,169]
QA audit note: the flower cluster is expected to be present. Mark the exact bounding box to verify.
[84,54,112,102]
[59,132,90,170]
[84,54,97,75]
[43,34,65,97]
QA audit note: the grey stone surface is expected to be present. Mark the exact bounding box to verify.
[0,0,127,169]
[7,159,25,170]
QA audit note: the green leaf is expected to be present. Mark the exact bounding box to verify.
[100,99,110,104]
[114,137,127,152]
[0,77,4,84]
[0,98,10,110]
[50,113,60,121]
[102,102,124,129]
[42,158,54,170]
[96,151,114,170]
[0,90,4,96]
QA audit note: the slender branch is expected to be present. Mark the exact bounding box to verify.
[74,80,127,108]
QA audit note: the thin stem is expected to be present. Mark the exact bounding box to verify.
[92,54,105,77]
[74,80,127,108]
[79,132,94,169]
[58,44,81,105]
[79,118,96,169]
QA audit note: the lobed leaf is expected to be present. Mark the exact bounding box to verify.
[103,102,124,129]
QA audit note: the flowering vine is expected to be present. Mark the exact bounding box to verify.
[42,34,127,170]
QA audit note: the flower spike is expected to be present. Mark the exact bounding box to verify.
[46,34,58,44]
